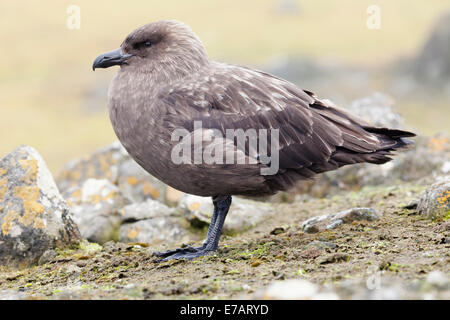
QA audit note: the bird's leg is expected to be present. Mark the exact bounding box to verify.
[153,195,232,261]
[152,206,219,257]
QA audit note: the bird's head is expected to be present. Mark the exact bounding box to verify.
[92,20,208,75]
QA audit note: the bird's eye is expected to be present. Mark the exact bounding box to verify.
[144,41,151,48]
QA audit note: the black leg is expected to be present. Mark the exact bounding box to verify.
[153,195,232,262]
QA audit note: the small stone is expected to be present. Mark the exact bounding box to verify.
[250,259,263,267]
[318,253,350,264]
[270,227,285,235]
[417,178,450,220]
[38,249,57,266]
[303,240,337,251]
[302,208,378,233]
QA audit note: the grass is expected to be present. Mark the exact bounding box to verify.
[0,0,449,171]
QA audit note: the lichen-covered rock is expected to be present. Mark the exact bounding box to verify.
[118,199,189,244]
[417,177,450,220]
[180,195,274,233]
[63,178,127,244]
[0,146,81,268]
[301,207,378,233]
[117,158,167,203]
[56,142,167,204]
[57,142,126,191]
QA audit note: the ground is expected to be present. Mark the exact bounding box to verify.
[0,182,448,299]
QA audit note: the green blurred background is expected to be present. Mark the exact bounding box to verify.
[1,0,449,172]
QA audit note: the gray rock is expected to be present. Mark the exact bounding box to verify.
[56,142,167,204]
[117,158,167,203]
[121,198,175,221]
[118,200,189,244]
[0,146,81,268]
[251,279,339,300]
[417,177,450,220]
[63,178,127,244]
[56,142,126,191]
[346,93,404,129]
[38,249,57,265]
[302,207,378,233]
[303,240,337,251]
[180,195,274,233]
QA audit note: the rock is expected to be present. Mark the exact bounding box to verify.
[302,240,337,251]
[56,142,167,204]
[180,195,274,233]
[426,271,449,289]
[417,178,450,220]
[116,158,167,204]
[118,199,189,245]
[317,253,350,264]
[254,279,339,300]
[0,146,81,268]
[120,198,175,221]
[346,93,404,129]
[302,207,378,233]
[63,179,127,244]
[56,142,126,191]
[38,249,57,265]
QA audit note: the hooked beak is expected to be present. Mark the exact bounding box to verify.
[92,48,133,71]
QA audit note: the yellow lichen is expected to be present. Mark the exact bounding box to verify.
[0,168,7,176]
[71,189,82,199]
[1,210,19,235]
[106,191,116,200]
[437,190,450,208]
[86,163,96,179]
[98,154,110,174]
[127,227,141,239]
[188,202,201,212]
[428,137,449,152]
[12,186,45,229]
[19,159,38,184]
[126,176,139,186]
[69,170,81,181]
[142,181,160,199]
[0,177,8,200]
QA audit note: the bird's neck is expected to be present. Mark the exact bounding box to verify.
[148,55,210,86]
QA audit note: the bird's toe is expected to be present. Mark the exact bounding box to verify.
[155,248,215,262]
[153,244,201,258]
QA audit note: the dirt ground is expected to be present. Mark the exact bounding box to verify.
[0,182,448,299]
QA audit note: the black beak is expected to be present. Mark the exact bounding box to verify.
[92,48,133,71]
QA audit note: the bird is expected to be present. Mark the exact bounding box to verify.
[93,20,415,261]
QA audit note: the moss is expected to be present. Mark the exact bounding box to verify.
[78,240,102,254]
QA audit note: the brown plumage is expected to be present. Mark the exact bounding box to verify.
[93,20,415,260]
